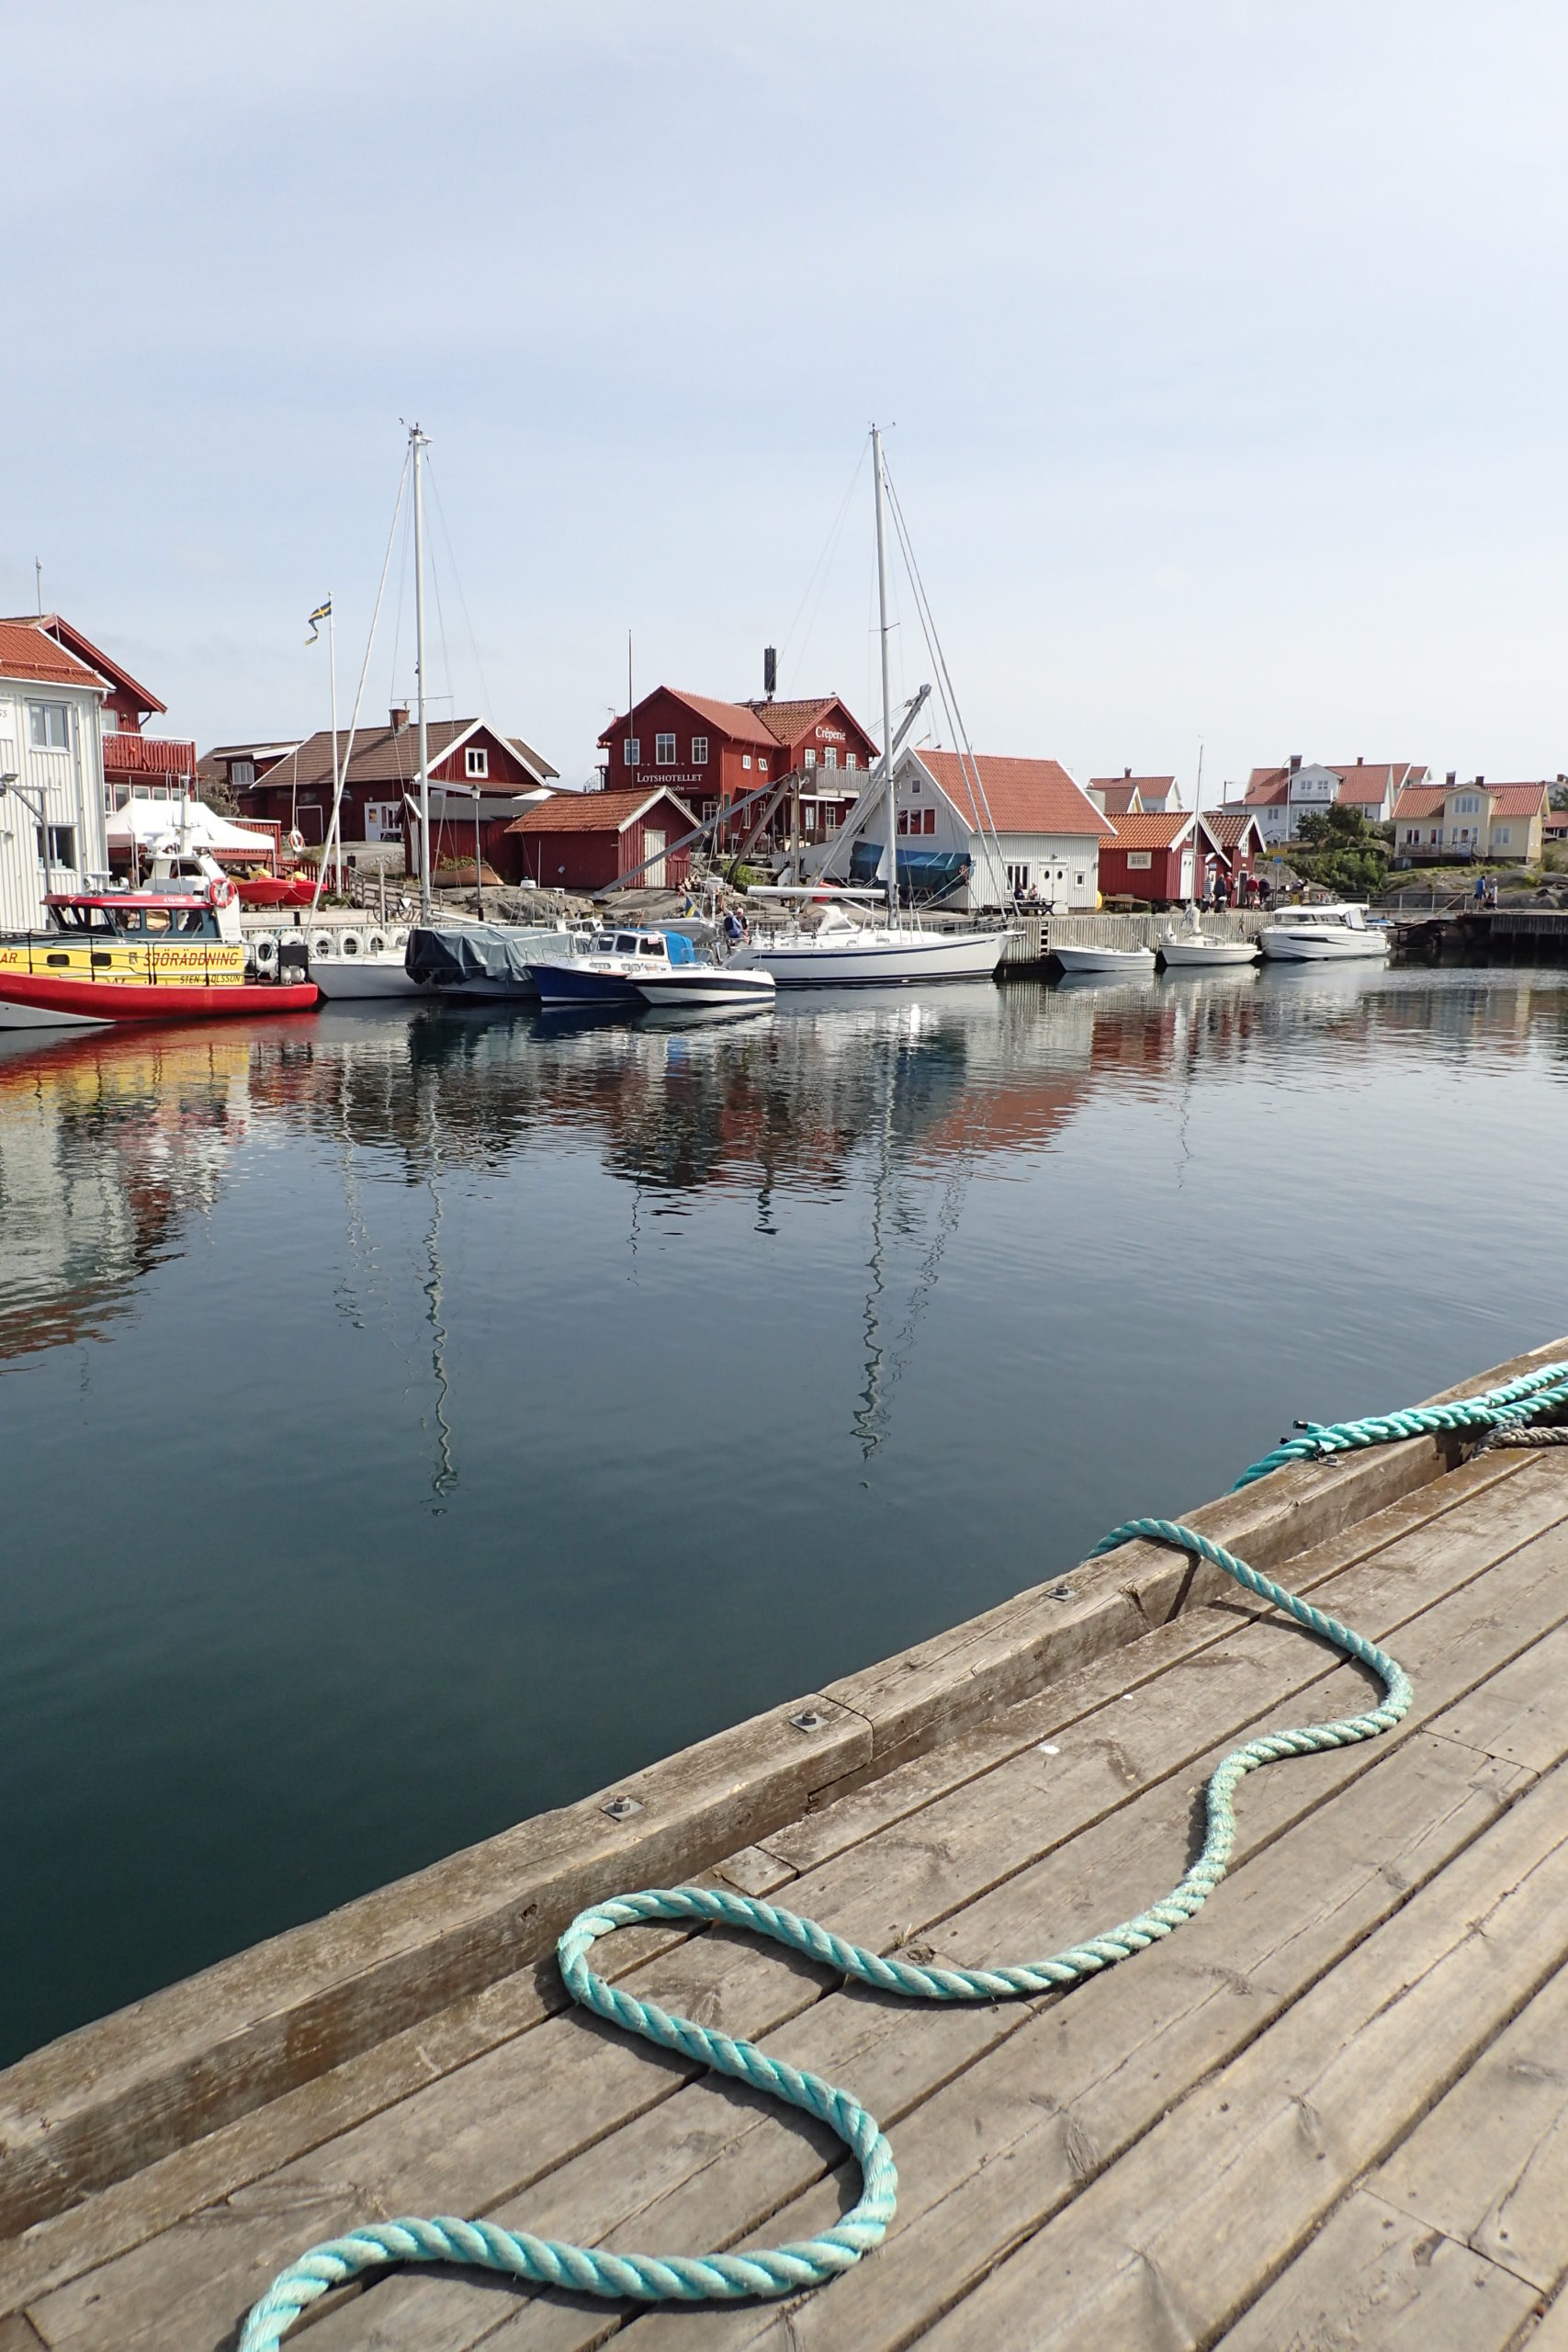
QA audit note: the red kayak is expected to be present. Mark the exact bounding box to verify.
[235,874,317,910]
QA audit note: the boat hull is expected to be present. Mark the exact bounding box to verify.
[1258,930,1390,962]
[635,971,776,1009]
[1053,944,1156,974]
[739,929,1007,988]
[530,964,643,1007]
[1157,935,1258,967]
[310,955,423,1001]
[0,974,319,1028]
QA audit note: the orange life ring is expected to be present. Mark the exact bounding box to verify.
[210,876,235,909]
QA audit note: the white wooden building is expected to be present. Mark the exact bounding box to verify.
[0,622,108,932]
[892,748,1112,910]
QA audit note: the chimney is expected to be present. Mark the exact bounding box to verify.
[389,705,409,733]
[1123,766,1132,779]
[1446,771,1456,786]
[1289,753,1302,774]
[763,646,777,700]
[1475,775,1484,787]
[1356,753,1363,766]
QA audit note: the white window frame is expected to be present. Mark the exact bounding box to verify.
[28,701,70,751]
[742,754,752,770]
[691,736,709,766]
[466,746,489,779]
[655,732,676,767]
[1125,849,1153,870]
[625,737,640,767]
[231,759,256,788]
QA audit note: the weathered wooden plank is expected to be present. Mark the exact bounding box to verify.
[288,1488,1568,2352]
[609,1512,1568,2352]
[28,1465,1568,2352]
[1371,1943,1568,2292]
[1212,2188,1539,2351]
[6,1342,1558,2244]
[908,1756,1568,2351]
[0,2314,49,2352]
[766,1448,1530,1880]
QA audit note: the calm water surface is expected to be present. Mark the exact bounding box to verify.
[2,964,1566,2061]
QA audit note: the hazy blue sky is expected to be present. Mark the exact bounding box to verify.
[6,3,1566,795]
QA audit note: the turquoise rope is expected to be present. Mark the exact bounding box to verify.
[238,1364,1568,2348]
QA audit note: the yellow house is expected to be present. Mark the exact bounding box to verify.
[1392,778,1549,864]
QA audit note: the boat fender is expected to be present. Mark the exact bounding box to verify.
[309,932,335,962]
[253,933,279,975]
[364,932,387,957]
[339,929,363,957]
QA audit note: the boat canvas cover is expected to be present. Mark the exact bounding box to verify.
[405,923,542,987]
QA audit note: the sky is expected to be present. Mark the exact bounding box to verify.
[6,1,1567,797]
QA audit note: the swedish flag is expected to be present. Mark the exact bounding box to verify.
[305,599,332,645]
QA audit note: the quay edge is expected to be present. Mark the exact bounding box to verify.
[0,1336,1564,2250]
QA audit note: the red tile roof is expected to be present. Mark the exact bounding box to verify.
[746,696,840,747]
[1101,809,1195,850]
[912,750,1113,839]
[507,786,695,835]
[1393,786,1447,820]
[1241,773,1289,806]
[1090,774,1175,793]
[0,620,102,690]
[0,615,167,717]
[1487,783,1550,819]
[1199,809,1264,848]
[1095,784,1141,818]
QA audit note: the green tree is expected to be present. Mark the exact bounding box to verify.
[1291,803,1390,898]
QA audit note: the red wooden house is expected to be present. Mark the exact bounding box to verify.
[507,786,697,894]
[1097,811,1197,906]
[596,688,880,843]
[219,713,558,882]
[1197,810,1267,899]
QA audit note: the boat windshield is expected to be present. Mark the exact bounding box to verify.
[638,937,666,958]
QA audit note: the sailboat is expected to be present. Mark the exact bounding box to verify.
[732,430,1011,989]
[1156,759,1258,969]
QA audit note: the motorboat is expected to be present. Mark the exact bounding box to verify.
[736,900,1008,988]
[1157,922,1258,968]
[1258,903,1391,962]
[1052,942,1157,975]
[0,846,317,1028]
[530,926,766,1009]
[307,924,420,1001]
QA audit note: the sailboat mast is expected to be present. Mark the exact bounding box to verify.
[872,424,897,922]
[412,423,432,923]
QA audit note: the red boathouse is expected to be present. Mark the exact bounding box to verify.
[507,786,697,894]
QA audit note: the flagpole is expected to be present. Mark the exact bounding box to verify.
[412,424,431,923]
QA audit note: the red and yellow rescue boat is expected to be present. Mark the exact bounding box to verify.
[0,866,318,1030]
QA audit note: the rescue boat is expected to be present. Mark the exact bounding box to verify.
[0,844,319,1029]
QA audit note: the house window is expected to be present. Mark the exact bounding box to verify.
[700,797,718,824]
[846,752,857,771]
[37,824,75,868]
[655,732,676,766]
[742,754,752,770]
[1126,849,1153,870]
[804,748,817,768]
[1076,873,1085,887]
[1006,863,1031,891]
[625,737,640,766]
[1495,826,1512,845]
[1403,828,1419,843]
[822,745,837,769]
[231,759,256,788]
[466,746,489,779]
[758,757,767,774]
[923,808,936,835]
[28,702,70,750]
[692,736,709,765]
[897,809,909,835]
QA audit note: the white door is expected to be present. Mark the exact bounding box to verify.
[1179,847,1194,898]
[644,828,666,887]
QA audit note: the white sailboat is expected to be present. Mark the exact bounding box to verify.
[1156,753,1258,968]
[733,429,1010,989]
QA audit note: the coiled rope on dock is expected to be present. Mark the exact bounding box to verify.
[238,1359,1568,2349]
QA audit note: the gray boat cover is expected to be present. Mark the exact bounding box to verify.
[405,923,543,990]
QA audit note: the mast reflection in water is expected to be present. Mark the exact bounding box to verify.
[1,967,1566,2063]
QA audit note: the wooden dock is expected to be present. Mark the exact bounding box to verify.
[7,1340,1568,2349]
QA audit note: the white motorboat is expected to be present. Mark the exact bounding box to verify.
[1258,903,1390,962]
[1157,925,1258,968]
[738,901,1007,989]
[1052,942,1156,975]
[635,957,776,1011]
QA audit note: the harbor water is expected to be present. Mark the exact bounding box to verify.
[2,962,1565,2065]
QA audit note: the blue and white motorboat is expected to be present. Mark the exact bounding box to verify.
[528,927,774,1011]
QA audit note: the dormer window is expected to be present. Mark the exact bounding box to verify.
[231,760,255,788]
[466,746,489,779]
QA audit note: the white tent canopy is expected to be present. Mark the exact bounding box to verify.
[106,797,275,854]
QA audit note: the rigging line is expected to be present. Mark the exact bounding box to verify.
[424,458,497,724]
[883,466,1017,915]
[780,441,869,691]
[311,448,411,913]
